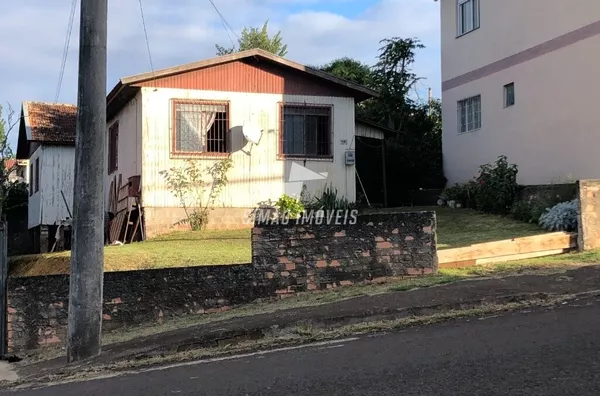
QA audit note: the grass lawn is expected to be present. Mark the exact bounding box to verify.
[9,229,252,277]
[9,206,589,277]
[392,206,547,249]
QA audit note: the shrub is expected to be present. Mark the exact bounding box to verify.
[304,184,356,211]
[475,155,519,215]
[510,199,534,223]
[159,157,233,231]
[538,199,579,232]
[275,194,305,219]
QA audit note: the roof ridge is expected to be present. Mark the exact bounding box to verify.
[23,101,77,107]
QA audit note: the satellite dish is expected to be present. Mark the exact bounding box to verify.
[242,122,263,145]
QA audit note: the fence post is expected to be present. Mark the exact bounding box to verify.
[0,222,7,356]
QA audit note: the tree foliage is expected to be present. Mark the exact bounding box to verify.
[314,57,372,86]
[314,37,444,195]
[0,104,23,219]
[215,20,288,57]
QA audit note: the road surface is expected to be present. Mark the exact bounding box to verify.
[4,300,600,395]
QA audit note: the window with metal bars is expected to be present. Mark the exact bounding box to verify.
[280,104,332,158]
[172,100,229,156]
[457,95,481,133]
[108,121,118,174]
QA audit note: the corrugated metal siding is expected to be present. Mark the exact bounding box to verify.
[40,146,75,226]
[140,87,356,208]
[355,122,385,140]
[27,148,42,229]
[135,60,352,98]
[104,91,142,208]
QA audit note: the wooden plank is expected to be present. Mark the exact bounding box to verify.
[439,248,572,268]
[437,232,577,264]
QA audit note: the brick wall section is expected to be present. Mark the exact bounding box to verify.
[7,264,269,353]
[252,211,438,294]
[6,210,438,354]
[577,179,600,251]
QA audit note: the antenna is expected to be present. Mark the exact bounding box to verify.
[241,121,263,155]
[242,122,263,145]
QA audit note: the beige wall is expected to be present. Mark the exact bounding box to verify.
[441,0,600,185]
[139,87,357,212]
[105,90,143,207]
[441,0,600,80]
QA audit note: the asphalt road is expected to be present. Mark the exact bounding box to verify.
[5,300,600,395]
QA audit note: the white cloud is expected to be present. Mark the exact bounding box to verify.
[0,0,440,147]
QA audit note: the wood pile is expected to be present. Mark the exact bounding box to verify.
[108,174,145,244]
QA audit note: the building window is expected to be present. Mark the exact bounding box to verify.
[504,83,515,107]
[29,163,33,197]
[457,0,480,36]
[34,158,39,193]
[280,104,332,158]
[457,95,481,133]
[108,121,119,174]
[172,100,229,156]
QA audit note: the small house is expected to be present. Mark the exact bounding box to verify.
[16,101,76,253]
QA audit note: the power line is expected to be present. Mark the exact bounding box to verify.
[54,0,78,103]
[138,0,155,73]
[207,0,238,48]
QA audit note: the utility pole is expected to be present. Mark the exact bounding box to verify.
[67,0,108,362]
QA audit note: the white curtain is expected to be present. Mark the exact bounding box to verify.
[176,103,222,152]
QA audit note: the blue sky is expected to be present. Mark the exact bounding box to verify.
[0,0,440,148]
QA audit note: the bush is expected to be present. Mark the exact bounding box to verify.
[475,155,519,215]
[275,194,304,219]
[510,199,535,223]
[304,184,356,211]
[538,199,578,232]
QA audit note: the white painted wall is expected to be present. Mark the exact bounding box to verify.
[441,0,600,185]
[139,87,357,208]
[105,90,143,208]
[28,145,75,228]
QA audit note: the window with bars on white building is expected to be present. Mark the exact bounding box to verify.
[457,0,480,36]
[457,95,481,133]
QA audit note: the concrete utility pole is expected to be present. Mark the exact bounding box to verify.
[67,0,108,362]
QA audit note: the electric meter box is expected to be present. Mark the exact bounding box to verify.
[345,150,356,165]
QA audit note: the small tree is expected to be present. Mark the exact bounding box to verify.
[215,20,288,57]
[159,157,233,231]
[0,104,23,221]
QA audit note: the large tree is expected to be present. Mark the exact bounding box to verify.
[215,20,288,57]
[314,57,372,87]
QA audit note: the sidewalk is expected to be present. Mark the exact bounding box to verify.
[10,264,600,384]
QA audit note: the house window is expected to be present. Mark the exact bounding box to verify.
[34,158,39,193]
[172,100,229,156]
[29,163,33,196]
[457,0,480,36]
[280,104,332,158]
[457,95,481,133]
[108,121,119,174]
[504,83,515,107]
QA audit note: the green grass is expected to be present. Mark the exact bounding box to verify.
[9,229,252,277]
[390,206,547,249]
[10,206,591,277]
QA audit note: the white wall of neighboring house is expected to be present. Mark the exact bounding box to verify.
[105,90,143,207]
[138,87,357,209]
[441,0,600,185]
[28,146,76,229]
[40,146,75,226]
